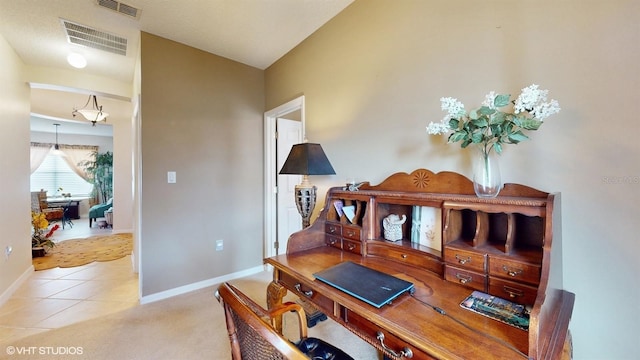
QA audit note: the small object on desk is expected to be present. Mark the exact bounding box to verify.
[344,181,365,191]
[333,200,344,217]
[342,205,355,223]
[382,214,406,241]
[460,290,530,330]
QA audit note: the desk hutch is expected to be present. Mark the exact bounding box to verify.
[265,169,574,359]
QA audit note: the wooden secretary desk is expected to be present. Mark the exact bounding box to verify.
[265,169,574,360]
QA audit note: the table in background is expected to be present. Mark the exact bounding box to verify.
[47,197,89,219]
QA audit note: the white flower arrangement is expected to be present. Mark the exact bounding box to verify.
[427,84,561,155]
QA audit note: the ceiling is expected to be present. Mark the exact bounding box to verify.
[0,0,354,135]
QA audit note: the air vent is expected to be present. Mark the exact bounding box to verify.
[61,20,127,56]
[97,0,141,19]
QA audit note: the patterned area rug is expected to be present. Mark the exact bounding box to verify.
[33,233,133,271]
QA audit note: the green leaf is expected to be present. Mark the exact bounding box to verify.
[490,111,506,125]
[449,118,460,129]
[518,118,542,130]
[469,109,479,120]
[494,142,503,154]
[449,130,467,143]
[471,118,488,128]
[508,131,529,143]
[461,139,472,148]
[494,94,511,108]
[490,124,502,136]
[478,106,496,116]
[471,131,483,144]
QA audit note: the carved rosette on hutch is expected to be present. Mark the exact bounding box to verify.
[271,168,574,360]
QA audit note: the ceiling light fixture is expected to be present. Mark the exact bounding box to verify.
[67,53,87,68]
[72,95,109,126]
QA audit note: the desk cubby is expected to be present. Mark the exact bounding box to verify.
[324,194,368,255]
[442,202,546,304]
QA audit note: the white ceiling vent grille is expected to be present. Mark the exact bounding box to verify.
[97,0,141,19]
[61,19,127,56]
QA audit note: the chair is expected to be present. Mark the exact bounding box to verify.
[215,282,354,360]
[61,199,74,229]
[89,197,112,227]
[35,191,64,221]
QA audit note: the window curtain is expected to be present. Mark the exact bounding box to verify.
[30,142,98,180]
[58,145,99,181]
[30,142,52,174]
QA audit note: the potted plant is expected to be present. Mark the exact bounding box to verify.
[31,212,58,257]
[79,151,113,205]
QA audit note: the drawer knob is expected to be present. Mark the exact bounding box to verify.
[348,243,356,250]
[376,331,413,358]
[455,273,472,284]
[503,285,524,298]
[455,254,471,265]
[401,254,408,259]
[502,265,523,277]
[346,230,355,236]
[294,283,313,298]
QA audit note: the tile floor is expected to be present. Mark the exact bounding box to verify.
[0,218,139,345]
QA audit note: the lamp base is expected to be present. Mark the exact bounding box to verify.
[294,184,317,228]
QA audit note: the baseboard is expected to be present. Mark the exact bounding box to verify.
[139,265,265,305]
[0,265,34,307]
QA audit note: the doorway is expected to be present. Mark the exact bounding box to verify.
[264,96,305,258]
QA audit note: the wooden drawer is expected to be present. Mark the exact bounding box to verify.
[279,272,334,314]
[445,265,487,292]
[326,235,342,249]
[488,277,538,305]
[444,247,486,273]
[325,222,342,236]
[342,239,361,255]
[342,225,361,241]
[368,242,435,269]
[343,308,429,359]
[488,256,541,285]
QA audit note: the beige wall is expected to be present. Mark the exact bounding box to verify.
[0,34,32,297]
[139,33,265,296]
[266,1,639,359]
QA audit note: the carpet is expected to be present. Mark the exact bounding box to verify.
[32,233,133,271]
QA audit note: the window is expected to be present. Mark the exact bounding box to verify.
[31,153,93,197]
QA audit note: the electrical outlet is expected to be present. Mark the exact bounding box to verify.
[215,239,223,252]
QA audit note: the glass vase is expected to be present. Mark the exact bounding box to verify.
[473,146,502,198]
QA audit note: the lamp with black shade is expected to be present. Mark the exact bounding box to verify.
[279,142,336,228]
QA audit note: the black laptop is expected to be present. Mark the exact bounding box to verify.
[313,261,414,308]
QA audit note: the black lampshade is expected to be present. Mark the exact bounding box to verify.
[279,143,336,176]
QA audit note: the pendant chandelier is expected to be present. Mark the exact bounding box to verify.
[53,123,60,150]
[72,95,109,126]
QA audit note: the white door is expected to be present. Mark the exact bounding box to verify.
[276,118,302,255]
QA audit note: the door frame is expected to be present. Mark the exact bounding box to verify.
[264,95,305,259]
